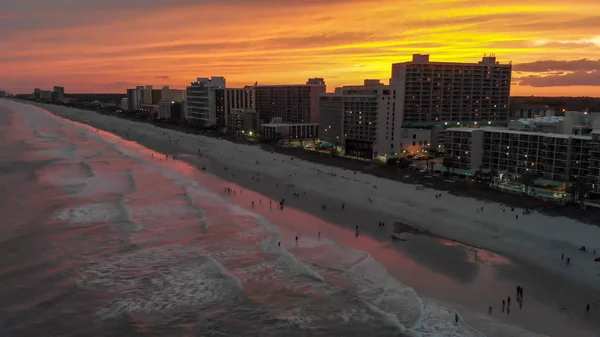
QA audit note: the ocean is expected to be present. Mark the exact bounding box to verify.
[0,102,498,337]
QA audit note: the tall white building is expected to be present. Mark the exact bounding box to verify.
[391,54,512,127]
[126,86,145,111]
[320,80,397,158]
[185,77,226,127]
[320,79,434,158]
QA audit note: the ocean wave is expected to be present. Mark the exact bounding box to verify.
[76,246,244,320]
[17,102,548,336]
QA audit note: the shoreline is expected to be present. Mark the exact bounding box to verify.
[9,100,600,336]
[12,99,600,225]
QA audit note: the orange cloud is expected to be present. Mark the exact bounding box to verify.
[1,0,599,96]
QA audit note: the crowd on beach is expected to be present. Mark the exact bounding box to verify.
[204,157,599,323]
[95,119,600,327]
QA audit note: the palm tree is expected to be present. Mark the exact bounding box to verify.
[567,177,592,208]
[519,172,537,195]
[442,157,455,176]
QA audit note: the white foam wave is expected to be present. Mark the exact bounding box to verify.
[77,246,243,319]
[54,202,123,225]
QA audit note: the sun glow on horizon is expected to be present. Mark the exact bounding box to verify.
[1,0,599,96]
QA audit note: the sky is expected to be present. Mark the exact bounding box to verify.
[1,0,600,96]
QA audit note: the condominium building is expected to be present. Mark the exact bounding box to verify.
[158,101,184,121]
[52,86,65,102]
[158,86,186,119]
[446,128,485,170]
[143,85,153,105]
[446,127,592,183]
[39,90,52,100]
[588,131,600,192]
[255,78,325,125]
[391,54,512,127]
[120,98,128,111]
[225,86,255,129]
[319,80,391,158]
[127,86,145,111]
[228,108,258,132]
[320,79,432,158]
[185,77,226,127]
[158,86,185,102]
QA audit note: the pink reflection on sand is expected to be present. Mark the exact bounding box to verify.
[438,238,510,265]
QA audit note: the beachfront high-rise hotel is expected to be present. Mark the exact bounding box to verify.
[255,78,326,125]
[391,54,512,127]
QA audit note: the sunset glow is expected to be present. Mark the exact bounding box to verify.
[1,0,600,95]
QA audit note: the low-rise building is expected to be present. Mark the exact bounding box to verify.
[39,90,52,100]
[261,118,319,140]
[120,98,128,111]
[511,104,555,119]
[228,108,258,132]
[446,126,593,185]
[139,104,159,117]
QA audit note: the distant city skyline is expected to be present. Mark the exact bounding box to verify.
[1,0,600,96]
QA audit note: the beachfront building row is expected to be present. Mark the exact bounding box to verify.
[317,54,513,158]
[123,54,512,143]
[126,85,185,118]
[182,77,324,131]
[445,126,600,191]
[319,80,431,158]
[33,86,65,102]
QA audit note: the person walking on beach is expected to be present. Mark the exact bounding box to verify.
[488,306,492,315]
[502,300,505,312]
[507,296,511,309]
[295,236,298,242]
[587,304,590,313]
[561,253,564,260]
[342,203,345,210]
[454,314,458,324]
[566,257,571,265]
[278,241,281,247]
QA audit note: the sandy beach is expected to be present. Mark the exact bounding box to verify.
[7,99,600,336]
